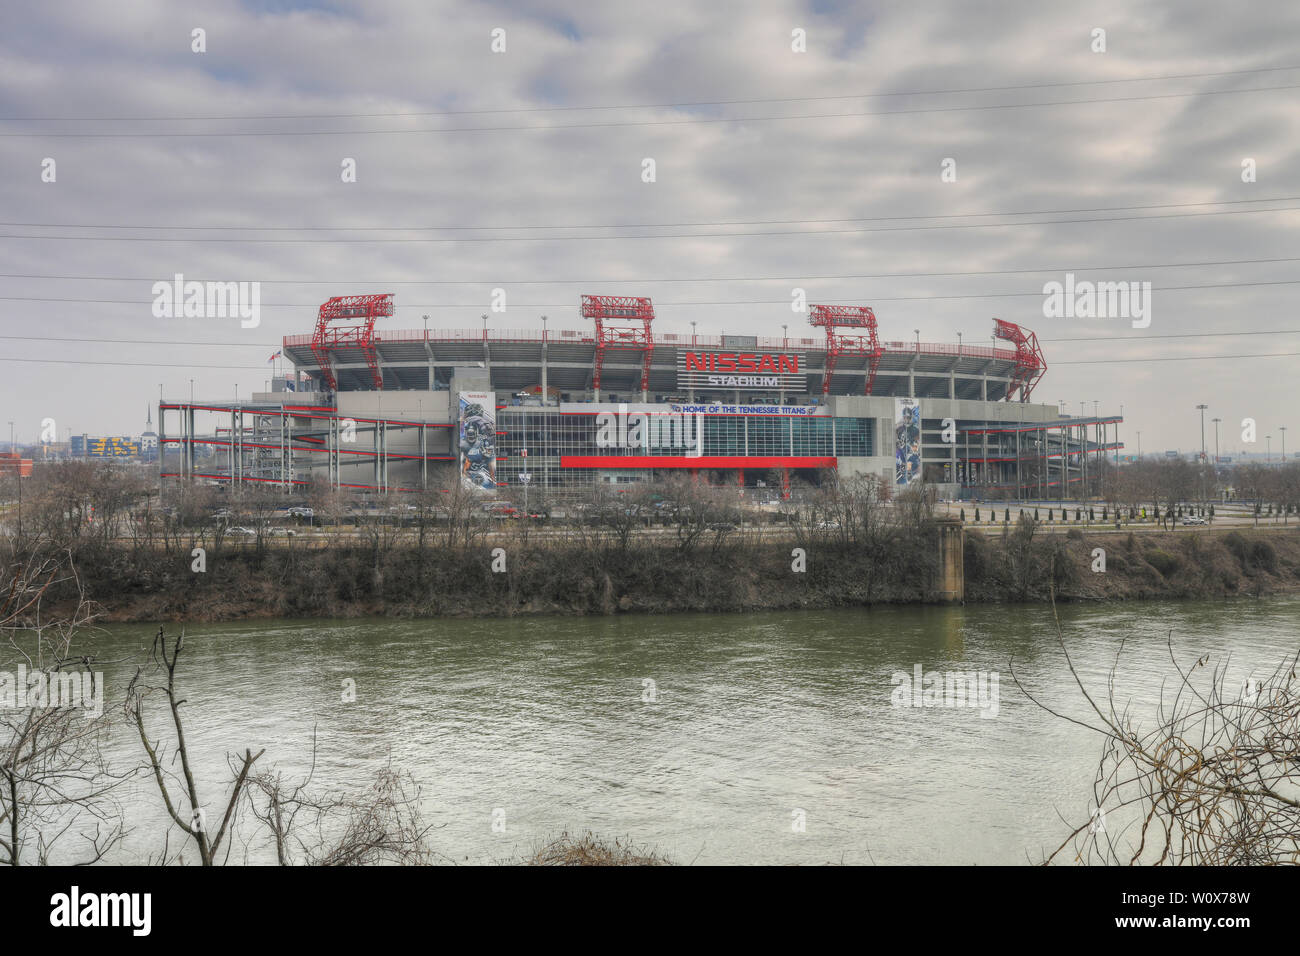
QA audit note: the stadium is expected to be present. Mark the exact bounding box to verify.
[158,294,1123,500]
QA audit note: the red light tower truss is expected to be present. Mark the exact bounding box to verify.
[311,293,394,390]
[808,304,884,395]
[992,318,1046,402]
[581,294,655,394]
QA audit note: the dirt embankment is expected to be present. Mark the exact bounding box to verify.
[24,525,1300,623]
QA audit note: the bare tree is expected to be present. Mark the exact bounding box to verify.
[246,744,440,866]
[0,546,126,865]
[1022,597,1300,865]
[125,627,263,866]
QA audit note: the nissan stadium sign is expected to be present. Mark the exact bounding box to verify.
[676,350,806,391]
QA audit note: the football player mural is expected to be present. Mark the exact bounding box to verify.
[458,393,497,491]
[895,398,922,486]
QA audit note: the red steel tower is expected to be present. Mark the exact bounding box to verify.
[992,318,1046,402]
[808,304,884,395]
[581,294,655,395]
[311,293,394,390]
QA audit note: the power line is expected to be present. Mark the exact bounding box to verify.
[4,205,1298,243]
[5,319,1300,351]
[0,357,268,370]
[2,277,1297,310]
[5,83,1298,138]
[3,351,1298,370]
[1056,352,1300,365]
[1,254,1296,284]
[1040,325,1300,342]
[10,63,1297,122]
[6,194,1294,232]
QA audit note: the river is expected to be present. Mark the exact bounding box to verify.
[58,597,1300,864]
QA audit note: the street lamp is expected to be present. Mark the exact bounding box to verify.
[1281,425,1287,462]
[1117,404,1123,464]
[541,314,548,341]
[1196,404,1208,506]
[914,329,920,352]
[481,313,488,341]
[1266,435,1272,462]
[782,324,788,348]
[956,331,962,354]
[422,314,429,340]
[690,320,696,345]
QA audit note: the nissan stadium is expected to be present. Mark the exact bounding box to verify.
[158,294,1123,500]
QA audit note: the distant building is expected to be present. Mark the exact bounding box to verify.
[0,452,33,477]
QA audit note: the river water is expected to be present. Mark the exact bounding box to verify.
[63,598,1300,864]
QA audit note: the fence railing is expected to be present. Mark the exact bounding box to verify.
[282,330,1018,362]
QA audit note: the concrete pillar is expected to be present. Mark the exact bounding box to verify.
[935,516,964,603]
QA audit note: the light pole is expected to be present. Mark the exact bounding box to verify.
[422,313,429,341]
[914,329,920,352]
[1092,400,1099,417]
[956,331,962,355]
[1196,404,1208,505]
[1137,431,1141,460]
[1281,425,1287,462]
[1266,435,1272,462]
[1212,417,1221,499]
[481,313,488,341]
[782,324,788,348]
[690,320,696,346]
[541,314,548,341]
[1117,404,1123,464]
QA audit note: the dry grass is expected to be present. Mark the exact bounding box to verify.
[523,831,672,866]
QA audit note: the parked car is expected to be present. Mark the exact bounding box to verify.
[266,527,296,537]
[1181,516,1208,526]
[226,526,256,536]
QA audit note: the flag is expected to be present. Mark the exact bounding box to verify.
[267,350,282,364]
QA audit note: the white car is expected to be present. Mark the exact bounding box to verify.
[265,527,297,537]
[1181,516,1208,526]
[226,526,256,536]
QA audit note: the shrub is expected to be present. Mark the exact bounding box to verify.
[1145,549,1181,577]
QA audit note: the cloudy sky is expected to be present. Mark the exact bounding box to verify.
[2,0,1297,456]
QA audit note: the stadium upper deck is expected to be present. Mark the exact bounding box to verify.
[280,327,1029,402]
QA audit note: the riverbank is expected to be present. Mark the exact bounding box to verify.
[20,524,1300,622]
